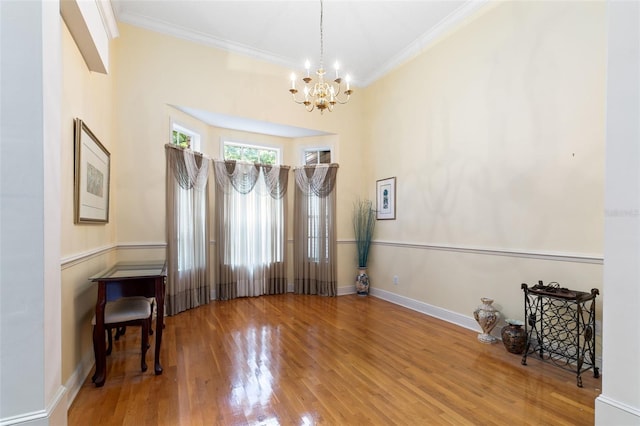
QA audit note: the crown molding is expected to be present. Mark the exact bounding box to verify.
[362,0,492,86]
[116,10,299,71]
[97,0,119,39]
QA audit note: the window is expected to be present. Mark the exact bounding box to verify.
[304,148,331,165]
[216,141,286,299]
[307,196,331,262]
[172,123,201,152]
[172,129,191,149]
[214,160,288,299]
[303,148,331,260]
[223,141,279,165]
[293,164,338,296]
[168,124,202,272]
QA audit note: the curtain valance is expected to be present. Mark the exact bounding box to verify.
[165,144,209,191]
[294,164,339,198]
[213,160,290,199]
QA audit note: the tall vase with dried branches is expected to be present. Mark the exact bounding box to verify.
[353,199,376,295]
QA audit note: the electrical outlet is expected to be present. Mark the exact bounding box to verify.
[393,275,399,285]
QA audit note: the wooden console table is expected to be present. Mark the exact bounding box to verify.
[90,261,166,387]
[521,282,599,387]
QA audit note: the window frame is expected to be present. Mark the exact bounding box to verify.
[302,147,332,165]
[222,140,281,165]
[171,122,201,152]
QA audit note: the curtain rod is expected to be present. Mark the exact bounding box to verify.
[293,163,339,170]
[213,159,292,169]
[164,143,210,160]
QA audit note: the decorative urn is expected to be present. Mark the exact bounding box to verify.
[473,297,500,343]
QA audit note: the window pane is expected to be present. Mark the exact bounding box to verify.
[172,130,191,148]
[304,149,331,165]
[223,142,279,165]
[172,124,200,151]
[305,151,318,165]
[224,145,243,161]
[244,147,260,163]
[319,150,331,164]
[260,150,276,165]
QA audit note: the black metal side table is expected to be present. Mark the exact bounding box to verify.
[521,282,600,387]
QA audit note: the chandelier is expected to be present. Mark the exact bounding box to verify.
[288,0,352,114]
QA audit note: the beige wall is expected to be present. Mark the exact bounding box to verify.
[364,1,606,322]
[61,24,116,254]
[61,20,117,387]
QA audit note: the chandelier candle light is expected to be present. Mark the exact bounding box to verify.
[289,0,353,113]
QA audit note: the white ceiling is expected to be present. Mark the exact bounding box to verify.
[112,0,488,137]
[171,105,332,138]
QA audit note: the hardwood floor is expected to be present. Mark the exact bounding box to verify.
[68,294,601,425]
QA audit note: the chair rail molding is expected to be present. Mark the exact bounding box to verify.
[61,243,116,269]
[116,242,167,250]
[372,240,603,264]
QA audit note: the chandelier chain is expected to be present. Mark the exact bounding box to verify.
[319,0,324,68]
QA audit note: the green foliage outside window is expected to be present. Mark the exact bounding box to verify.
[224,143,277,165]
[172,130,191,149]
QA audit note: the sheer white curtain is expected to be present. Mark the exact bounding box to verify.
[293,164,339,296]
[165,145,210,315]
[214,161,289,300]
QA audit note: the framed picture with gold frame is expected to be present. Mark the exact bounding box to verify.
[74,118,110,223]
[376,177,396,220]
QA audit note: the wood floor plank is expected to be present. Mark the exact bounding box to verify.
[68,294,601,425]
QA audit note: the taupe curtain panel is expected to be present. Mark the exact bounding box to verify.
[214,160,290,300]
[293,164,339,296]
[165,145,211,316]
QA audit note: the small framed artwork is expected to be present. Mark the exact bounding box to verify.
[74,118,110,223]
[376,177,396,220]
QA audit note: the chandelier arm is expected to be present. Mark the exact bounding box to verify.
[334,95,351,105]
[291,91,313,106]
[326,80,352,104]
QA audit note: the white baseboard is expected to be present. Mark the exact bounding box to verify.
[64,348,95,410]
[0,386,67,426]
[596,395,640,425]
[337,284,356,295]
[48,389,68,426]
[370,287,480,332]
